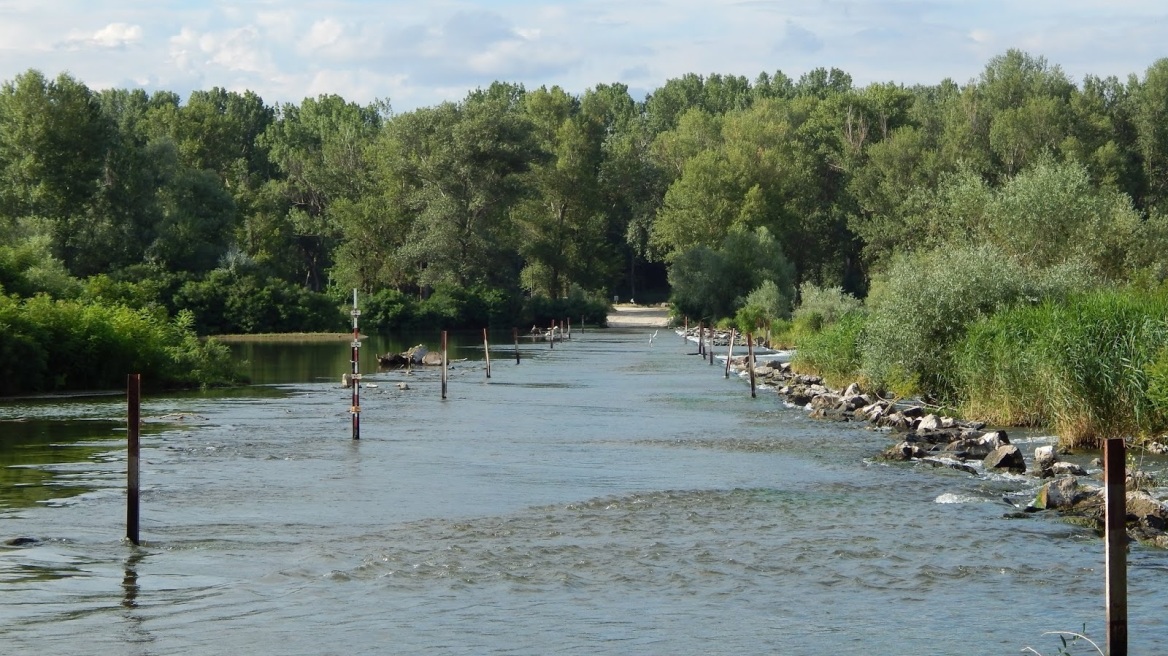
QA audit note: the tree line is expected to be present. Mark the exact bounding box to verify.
[5,50,1168,418]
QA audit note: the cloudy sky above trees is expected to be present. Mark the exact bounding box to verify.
[1,0,1165,110]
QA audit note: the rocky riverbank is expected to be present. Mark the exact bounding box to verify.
[722,350,1168,549]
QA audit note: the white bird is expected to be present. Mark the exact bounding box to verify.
[649,329,658,346]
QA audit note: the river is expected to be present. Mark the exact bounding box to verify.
[1,327,1165,654]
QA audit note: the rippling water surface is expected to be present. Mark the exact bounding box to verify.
[1,329,1166,654]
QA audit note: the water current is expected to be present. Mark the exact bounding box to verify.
[1,328,1166,654]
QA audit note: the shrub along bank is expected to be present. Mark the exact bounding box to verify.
[0,293,243,396]
[791,281,1168,450]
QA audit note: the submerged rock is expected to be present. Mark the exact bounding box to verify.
[919,457,979,476]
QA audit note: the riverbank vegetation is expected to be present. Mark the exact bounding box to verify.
[3,50,1168,442]
[0,293,240,395]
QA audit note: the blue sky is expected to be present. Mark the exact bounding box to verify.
[0,0,1165,111]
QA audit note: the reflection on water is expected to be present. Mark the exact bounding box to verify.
[0,328,1165,654]
[122,550,143,609]
[0,419,125,508]
[228,330,528,385]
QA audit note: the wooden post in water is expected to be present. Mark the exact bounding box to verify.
[441,330,448,400]
[683,316,688,346]
[697,321,704,357]
[747,333,757,399]
[513,327,520,364]
[350,289,361,440]
[567,317,571,340]
[550,321,555,349]
[725,329,736,379]
[483,328,491,379]
[1105,437,1128,656]
[126,373,141,546]
[709,326,714,366]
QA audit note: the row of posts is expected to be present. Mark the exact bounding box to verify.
[121,307,1130,654]
[687,318,757,399]
[680,317,1129,653]
[124,308,584,544]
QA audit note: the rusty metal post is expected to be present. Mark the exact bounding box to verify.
[127,373,140,546]
[513,327,520,364]
[350,289,361,440]
[1105,437,1128,656]
[441,330,448,400]
[697,321,704,358]
[725,329,736,379]
[567,317,571,340]
[483,328,491,379]
[683,316,688,346]
[747,333,757,399]
[550,321,555,349]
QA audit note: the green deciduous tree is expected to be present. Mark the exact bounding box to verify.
[392,83,537,289]
[0,70,112,274]
[668,227,794,322]
[260,94,385,290]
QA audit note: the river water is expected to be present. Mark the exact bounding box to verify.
[1,328,1166,655]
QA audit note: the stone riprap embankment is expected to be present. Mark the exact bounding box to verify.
[722,351,1168,548]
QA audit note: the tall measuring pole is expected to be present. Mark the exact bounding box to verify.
[350,289,361,440]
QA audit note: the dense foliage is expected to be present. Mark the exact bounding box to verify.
[7,51,1168,443]
[0,293,241,395]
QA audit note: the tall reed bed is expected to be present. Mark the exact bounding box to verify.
[952,289,1168,448]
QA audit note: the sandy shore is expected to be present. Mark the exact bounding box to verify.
[605,303,672,328]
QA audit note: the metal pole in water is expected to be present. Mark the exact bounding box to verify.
[350,289,361,440]
[550,321,555,349]
[725,329,736,379]
[683,316,688,346]
[126,373,140,546]
[709,326,714,366]
[483,328,491,379]
[1105,437,1128,656]
[513,327,520,364]
[567,317,571,340]
[747,333,757,399]
[698,322,704,358]
[441,330,448,400]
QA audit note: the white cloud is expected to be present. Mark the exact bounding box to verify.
[64,22,143,49]
[204,27,273,74]
[305,18,345,52]
[968,29,994,44]
[94,22,143,47]
[169,27,202,72]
